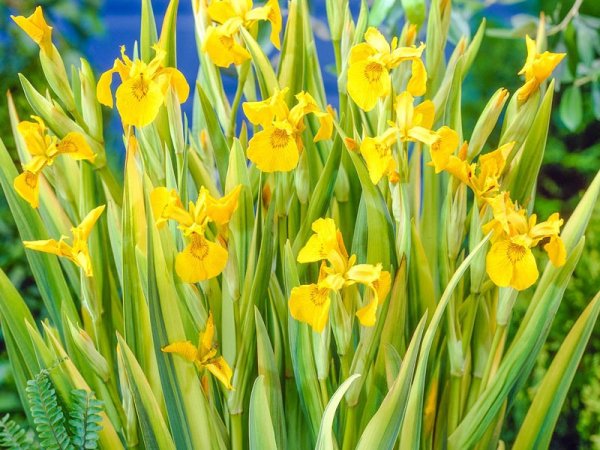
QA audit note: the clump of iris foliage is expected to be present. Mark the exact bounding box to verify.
[0,1,599,449]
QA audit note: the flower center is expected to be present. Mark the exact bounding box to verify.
[506,242,527,263]
[131,74,150,101]
[24,171,38,188]
[309,286,329,306]
[270,128,290,149]
[374,143,389,157]
[190,234,210,260]
[364,62,384,83]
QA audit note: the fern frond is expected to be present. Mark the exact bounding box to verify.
[0,414,32,449]
[68,390,103,450]
[26,372,72,450]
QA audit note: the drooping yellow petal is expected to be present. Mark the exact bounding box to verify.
[205,356,234,390]
[313,106,334,142]
[347,60,391,111]
[14,171,40,208]
[115,75,165,127]
[175,234,229,282]
[56,132,96,162]
[428,126,459,173]
[486,240,514,288]
[374,270,392,303]
[510,245,538,290]
[360,136,396,185]
[157,67,190,103]
[162,341,199,362]
[11,6,53,54]
[203,185,242,226]
[356,294,379,327]
[246,123,299,173]
[544,236,566,267]
[289,284,331,332]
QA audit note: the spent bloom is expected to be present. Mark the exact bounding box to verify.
[23,205,105,277]
[14,117,96,208]
[290,218,391,331]
[151,185,241,282]
[483,192,566,290]
[202,0,282,68]
[97,45,189,127]
[243,89,333,172]
[347,27,426,111]
[516,35,565,102]
[162,312,233,390]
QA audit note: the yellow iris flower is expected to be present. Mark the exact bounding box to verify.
[162,312,233,390]
[11,6,53,54]
[243,89,333,173]
[97,45,189,127]
[150,185,241,283]
[13,117,96,208]
[23,205,105,277]
[347,27,427,111]
[516,36,565,102]
[483,193,566,290]
[290,218,391,331]
[202,0,282,68]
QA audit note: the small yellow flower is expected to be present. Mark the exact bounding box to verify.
[244,90,333,172]
[202,0,282,68]
[202,18,251,68]
[23,205,105,277]
[444,142,514,200]
[483,193,566,290]
[97,45,189,127]
[292,218,392,330]
[162,312,233,390]
[150,185,241,282]
[297,218,348,273]
[516,36,565,102]
[11,6,53,54]
[395,91,439,146]
[13,117,96,208]
[359,127,399,184]
[347,27,427,111]
[427,126,460,173]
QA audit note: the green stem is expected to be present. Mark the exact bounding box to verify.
[98,165,122,207]
[478,324,507,396]
[227,62,250,144]
[341,405,356,450]
[231,413,243,450]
